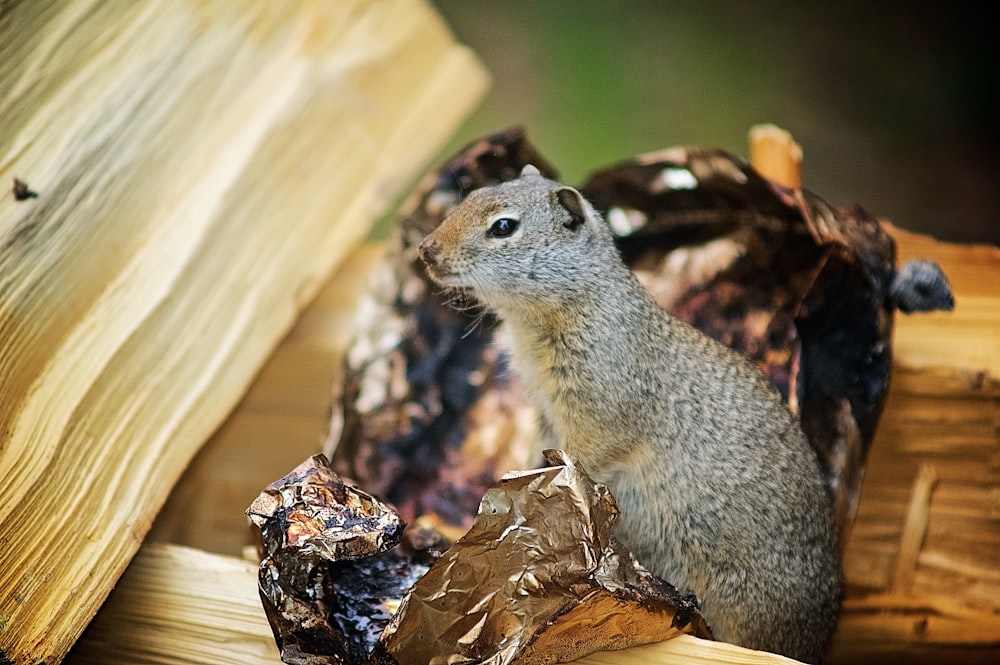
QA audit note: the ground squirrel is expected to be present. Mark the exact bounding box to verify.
[418,165,841,663]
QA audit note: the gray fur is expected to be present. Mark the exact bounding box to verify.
[418,168,841,663]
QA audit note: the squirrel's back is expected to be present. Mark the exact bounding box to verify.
[419,167,841,663]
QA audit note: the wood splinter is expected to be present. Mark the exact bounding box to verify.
[890,463,939,595]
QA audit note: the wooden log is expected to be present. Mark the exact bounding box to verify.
[579,635,803,665]
[67,544,280,665]
[0,1,488,662]
[830,227,1000,664]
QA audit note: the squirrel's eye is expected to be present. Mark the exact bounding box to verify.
[487,217,519,238]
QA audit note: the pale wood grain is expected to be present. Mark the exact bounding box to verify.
[0,1,486,661]
[67,544,281,665]
[579,635,802,665]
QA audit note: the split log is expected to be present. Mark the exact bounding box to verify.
[830,226,1000,665]
[67,544,280,665]
[0,1,488,663]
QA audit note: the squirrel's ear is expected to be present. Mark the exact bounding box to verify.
[555,187,586,230]
[520,164,541,178]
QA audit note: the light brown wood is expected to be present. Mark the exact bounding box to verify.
[0,1,487,662]
[67,544,280,665]
[147,243,388,554]
[889,463,938,594]
[830,232,1000,663]
[63,543,798,665]
[748,124,803,188]
[578,635,802,665]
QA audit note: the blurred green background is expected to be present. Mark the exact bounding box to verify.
[433,1,997,244]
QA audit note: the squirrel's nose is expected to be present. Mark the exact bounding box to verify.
[418,239,439,268]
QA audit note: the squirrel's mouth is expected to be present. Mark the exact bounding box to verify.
[425,265,473,295]
[421,260,453,284]
[436,273,468,290]
[416,241,473,291]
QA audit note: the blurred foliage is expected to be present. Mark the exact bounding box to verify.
[433,0,997,243]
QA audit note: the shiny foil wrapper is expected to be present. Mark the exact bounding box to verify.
[247,455,405,562]
[373,449,710,665]
[248,452,708,665]
[247,456,428,664]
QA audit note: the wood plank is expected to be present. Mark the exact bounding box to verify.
[0,1,487,662]
[147,244,387,555]
[578,635,801,665]
[832,225,1000,663]
[66,544,280,665]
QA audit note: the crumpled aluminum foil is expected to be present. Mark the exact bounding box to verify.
[248,452,708,665]
[373,449,710,665]
[248,455,405,562]
[247,456,427,664]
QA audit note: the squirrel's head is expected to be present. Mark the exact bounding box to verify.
[418,165,616,312]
